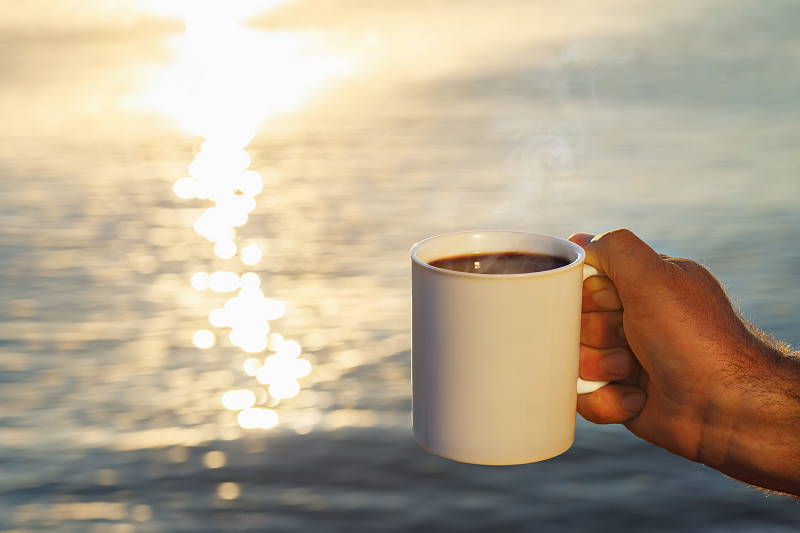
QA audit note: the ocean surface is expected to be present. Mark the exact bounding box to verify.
[1,0,799,531]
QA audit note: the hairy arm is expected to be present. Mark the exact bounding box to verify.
[710,326,800,496]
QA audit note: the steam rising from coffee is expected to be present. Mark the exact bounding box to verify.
[485,43,626,231]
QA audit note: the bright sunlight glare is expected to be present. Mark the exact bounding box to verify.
[136,3,356,142]
[154,1,343,432]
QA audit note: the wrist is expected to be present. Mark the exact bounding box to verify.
[699,334,800,496]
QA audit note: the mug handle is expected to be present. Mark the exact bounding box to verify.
[577,264,611,394]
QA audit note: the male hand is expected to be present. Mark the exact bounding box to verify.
[570,229,800,497]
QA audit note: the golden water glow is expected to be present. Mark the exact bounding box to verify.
[207,271,240,293]
[147,2,353,431]
[217,481,241,500]
[237,408,279,429]
[190,271,210,290]
[240,242,264,265]
[243,357,262,376]
[138,1,356,142]
[137,0,289,24]
[221,390,256,410]
[202,450,227,469]
[192,329,216,349]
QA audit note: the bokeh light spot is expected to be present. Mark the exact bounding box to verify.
[173,176,198,199]
[243,357,262,376]
[192,329,216,349]
[217,482,240,500]
[240,243,263,265]
[237,408,279,429]
[208,271,240,292]
[269,379,300,400]
[214,239,238,259]
[202,450,227,469]
[191,271,210,290]
[221,389,256,410]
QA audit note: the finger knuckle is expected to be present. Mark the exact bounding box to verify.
[603,228,638,247]
[585,313,610,347]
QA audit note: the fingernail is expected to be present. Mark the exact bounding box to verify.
[602,350,630,377]
[622,392,646,413]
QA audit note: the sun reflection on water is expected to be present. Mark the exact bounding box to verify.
[144,0,355,432]
[138,0,356,141]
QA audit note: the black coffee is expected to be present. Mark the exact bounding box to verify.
[428,252,571,275]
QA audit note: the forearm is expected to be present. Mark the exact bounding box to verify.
[701,329,800,497]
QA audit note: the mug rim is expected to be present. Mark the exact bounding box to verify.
[410,230,586,278]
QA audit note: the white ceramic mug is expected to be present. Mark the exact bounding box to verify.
[411,230,607,465]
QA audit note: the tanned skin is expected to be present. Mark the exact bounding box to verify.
[571,229,800,498]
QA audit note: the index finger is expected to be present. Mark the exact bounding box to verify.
[571,229,665,304]
[571,234,623,312]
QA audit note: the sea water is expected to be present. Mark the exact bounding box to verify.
[1,0,799,531]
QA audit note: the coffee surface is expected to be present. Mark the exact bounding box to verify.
[428,252,571,274]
